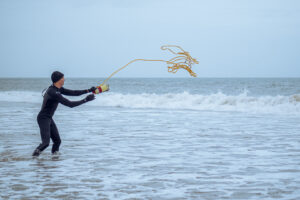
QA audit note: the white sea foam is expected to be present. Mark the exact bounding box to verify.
[0,91,42,103]
[1,91,299,114]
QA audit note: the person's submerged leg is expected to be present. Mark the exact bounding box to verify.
[32,116,51,156]
[50,119,61,154]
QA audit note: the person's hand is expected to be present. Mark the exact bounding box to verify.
[94,84,109,94]
[88,86,97,93]
[85,94,95,102]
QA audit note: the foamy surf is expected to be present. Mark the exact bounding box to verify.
[0,91,299,114]
[1,78,300,200]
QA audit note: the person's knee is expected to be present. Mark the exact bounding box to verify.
[38,142,49,150]
[55,138,61,146]
[43,142,50,148]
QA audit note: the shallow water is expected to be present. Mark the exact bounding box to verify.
[0,78,300,199]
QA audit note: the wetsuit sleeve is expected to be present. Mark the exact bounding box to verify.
[60,87,88,96]
[52,91,86,108]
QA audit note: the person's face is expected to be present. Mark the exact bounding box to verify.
[57,76,65,86]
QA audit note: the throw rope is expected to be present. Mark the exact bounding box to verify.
[98,45,198,87]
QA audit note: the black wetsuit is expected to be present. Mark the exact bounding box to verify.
[35,85,89,153]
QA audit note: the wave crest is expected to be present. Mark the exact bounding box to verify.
[91,91,300,114]
[0,91,299,114]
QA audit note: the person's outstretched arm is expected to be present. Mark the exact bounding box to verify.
[51,90,95,108]
[60,87,96,96]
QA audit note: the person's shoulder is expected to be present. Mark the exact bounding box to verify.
[47,86,61,97]
[59,87,66,92]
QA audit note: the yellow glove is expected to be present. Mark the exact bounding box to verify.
[93,84,109,94]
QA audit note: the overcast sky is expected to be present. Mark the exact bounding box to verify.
[0,0,299,78]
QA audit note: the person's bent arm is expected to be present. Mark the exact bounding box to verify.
[53,91,95,108]
[58,94,86,108]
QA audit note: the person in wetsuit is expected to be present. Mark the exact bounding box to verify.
[32,71,108,157]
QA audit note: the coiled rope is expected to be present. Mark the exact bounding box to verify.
[98,45,198,86]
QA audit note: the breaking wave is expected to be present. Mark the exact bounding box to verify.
[0,91,300,114]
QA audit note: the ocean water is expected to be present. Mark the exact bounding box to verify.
[0,78,300,200]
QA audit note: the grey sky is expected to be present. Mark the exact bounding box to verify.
[0,0,299,78]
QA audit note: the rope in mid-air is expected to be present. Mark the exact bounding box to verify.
[93,45,199,94]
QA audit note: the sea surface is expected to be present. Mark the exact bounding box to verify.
[0,78,300,200]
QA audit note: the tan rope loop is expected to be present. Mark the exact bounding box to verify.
[98,45,198,87]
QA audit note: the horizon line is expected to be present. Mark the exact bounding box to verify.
[0,76,300,79]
